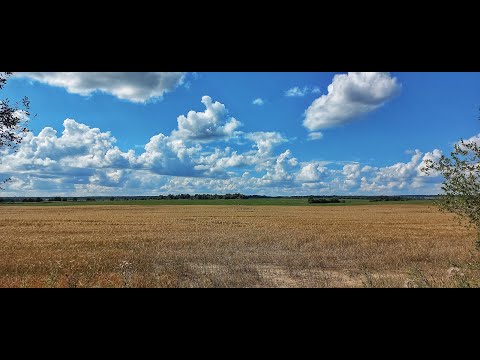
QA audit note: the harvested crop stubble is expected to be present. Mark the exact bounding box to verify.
[0,205,476,287]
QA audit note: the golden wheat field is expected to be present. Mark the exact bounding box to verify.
[0,204,478,288]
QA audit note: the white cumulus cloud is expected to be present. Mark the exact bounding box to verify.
[304,72,401,131]
[296,162,328,182]
[172,96,241,142]
[285,86,320,97]
[308,132,324,141]
[1,92,466,197]
[252,98,265,106]
[246,132,287,156]
[14,72,186,103]
[465,133,480,146]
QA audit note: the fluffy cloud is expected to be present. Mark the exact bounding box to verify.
[0,95,293,195]
[307,132,323,141]
[0,117,449,196]
[465,133,480,146]
[194,148,250,175]
[172,96,241,142]
[358,150,435,193]
[194,131,288,176]
[291,149,447,195]
[296,162,328,182]
[304,72,401,131]
[0,144,447,197]
[0,119,130,171]
[285,86,320,97]
[136,134,198,176]
[1,93,464,197]
[156,148,445,195]
[252,98,265,106]
[0,118,197,191]
[14,72,186,103]
[262,150,298,184]
[342,163,362,189]
[246,132,287,156]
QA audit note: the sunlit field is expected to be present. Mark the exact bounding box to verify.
[0,204,476,288]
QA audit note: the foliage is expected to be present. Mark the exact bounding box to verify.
[157,193,249,200]
[423,137,480,246]
[369,196,407,202]
[308,197,344,204]
[1,72,31,189]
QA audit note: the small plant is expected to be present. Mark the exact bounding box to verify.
[65,271,80,288]
[361,268,376,288]
[317,270,333,288]
[445,253,480,288]
[407,267,433,288]
[119,261,134,288]
[46,269,59,288]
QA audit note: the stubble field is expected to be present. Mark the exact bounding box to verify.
[0,204,477,288]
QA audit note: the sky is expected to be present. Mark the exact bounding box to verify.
[1,72,479,196]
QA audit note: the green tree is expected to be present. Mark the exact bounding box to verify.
[1,72,30,189]
[422,136,480,247]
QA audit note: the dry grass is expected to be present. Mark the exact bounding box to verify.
[0,204,478,288]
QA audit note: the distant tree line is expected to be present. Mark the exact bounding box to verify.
[0,194,250,203]
[368,196,408,202]
[22,197,43,203]
[157,193,249,200]
[0,197,80,203]
[308,197,345,204]
[290,195,435,200]
[0,194,436,204]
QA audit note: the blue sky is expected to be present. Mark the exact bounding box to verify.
[1,72,479,196]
